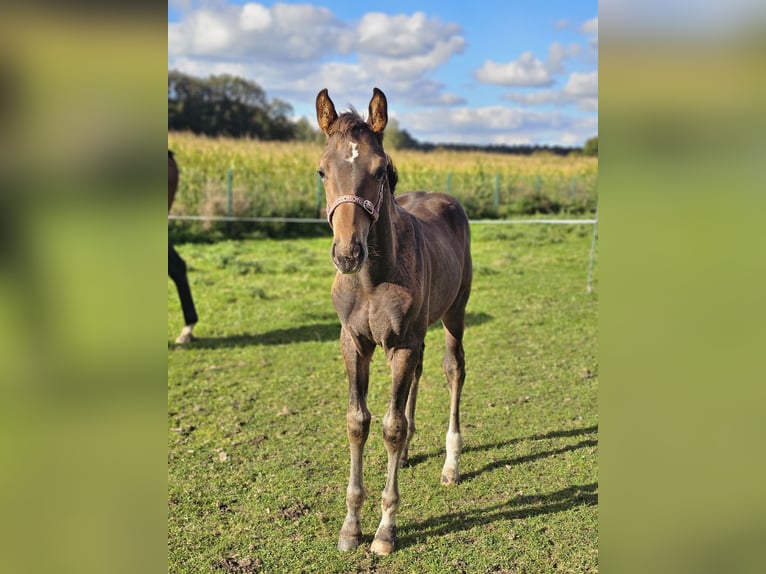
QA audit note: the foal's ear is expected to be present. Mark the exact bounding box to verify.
[367,87,388,135]
[316,89,338,135]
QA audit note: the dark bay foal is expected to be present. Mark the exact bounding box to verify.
[316,88,472,555]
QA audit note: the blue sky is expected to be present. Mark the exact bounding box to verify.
[168,1,598,146]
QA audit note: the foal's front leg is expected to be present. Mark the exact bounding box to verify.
[371,345,420,556]
[338,329,373,551]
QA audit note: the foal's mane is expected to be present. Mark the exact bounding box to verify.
[386,157,398,194]
[331,107,366,136]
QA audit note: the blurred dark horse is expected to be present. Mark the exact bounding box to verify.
[168,150,198,343]
[316,88,472,555]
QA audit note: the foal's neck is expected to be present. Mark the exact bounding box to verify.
[365,190,399,282]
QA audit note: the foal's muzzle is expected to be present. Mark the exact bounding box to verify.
[332,240,367,274]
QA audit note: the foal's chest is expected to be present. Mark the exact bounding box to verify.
[332,281,420,346]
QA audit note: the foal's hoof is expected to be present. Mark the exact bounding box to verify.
[441,472,460,485]
[371,526,396,555]
[337,535,361,551]
[370,537,395,556]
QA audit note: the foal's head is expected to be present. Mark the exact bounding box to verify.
[316,88,390,274]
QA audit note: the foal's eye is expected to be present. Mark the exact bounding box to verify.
[374,167,386,180]
[317,169,326,179]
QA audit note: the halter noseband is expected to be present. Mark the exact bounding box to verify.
[326,173,387,229]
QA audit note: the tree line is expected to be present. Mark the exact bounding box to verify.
[168,70,297,140]
[168,70,596,155]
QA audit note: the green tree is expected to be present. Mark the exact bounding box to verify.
[583,136,598,156]
[293,117,323,143]
[168,70,294,140]
[383,118,420,150]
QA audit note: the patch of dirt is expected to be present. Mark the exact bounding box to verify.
[277,501,310,521]
[213,555,263,573]
[170,425,196,437]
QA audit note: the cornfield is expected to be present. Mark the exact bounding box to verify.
[168,131,598,239]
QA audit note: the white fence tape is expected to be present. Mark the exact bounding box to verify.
[168,213,598,293]
[168,214,596,225]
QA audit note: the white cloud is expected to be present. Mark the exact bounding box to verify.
[565,71,598,97]
[579,16,599,60]
[240,3,271,31]
[546,42,582,74]
[476,52,554,87]
[366,35,466,80]
[399,105,593,146]
[169,10,234,54]
[169,4,465,67]
[168,2,348,61]
[503,71,598,112]
[580,17,598,35]
[172,57,251,78]
[357,12,463,58]
[169,3,467,110]
[354,12,466,81]
[547,43,567,74]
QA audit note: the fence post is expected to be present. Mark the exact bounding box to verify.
[446,172,452,195]
[493,173,500,212]
[316,173,323,218]
[587,202,599,294]
[226,169,234,218]
[535,174,542,197]
[571,176,577,202]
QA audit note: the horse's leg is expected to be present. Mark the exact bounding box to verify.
[399,341,424,468]
[168,242,198,343]
[338,327,374,551]
[440,299,467,485]
[371,345,420,556]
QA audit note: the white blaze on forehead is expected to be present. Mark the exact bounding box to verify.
[345,141,359,164]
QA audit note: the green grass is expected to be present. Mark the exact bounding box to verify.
[168,224,598,573]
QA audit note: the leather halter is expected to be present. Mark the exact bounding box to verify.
[326,173,387,229]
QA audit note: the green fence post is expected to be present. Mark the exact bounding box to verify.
[446,172,452,195]
[316,173,323,218]
[535,174,542,197]
[587,202,599,294]
[493,173,500,212]
[571,176,577,202]
[226,169,234,218]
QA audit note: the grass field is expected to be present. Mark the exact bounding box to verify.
[168,223,598,573]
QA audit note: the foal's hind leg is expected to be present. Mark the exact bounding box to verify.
[441,306,467,485]
[399,342,424,468]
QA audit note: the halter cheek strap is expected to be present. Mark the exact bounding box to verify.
[326,176,386,229]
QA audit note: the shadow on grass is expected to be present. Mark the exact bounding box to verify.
[395,426,598,550]
[427,311,494,331]
[459,438,598,482]
[396,482,598,550]
[175,311,494,349]
[187,321,341,348]
[406,424,598,468]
